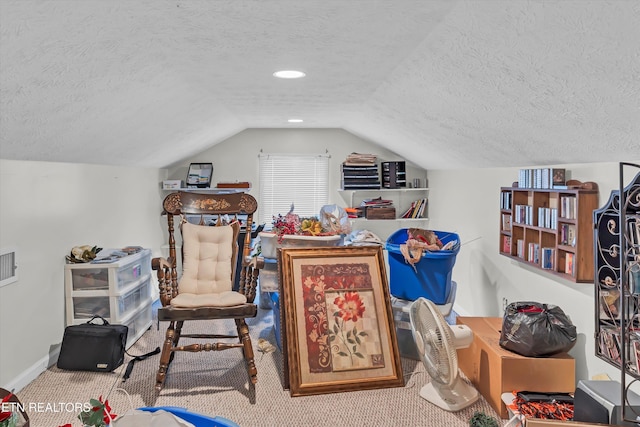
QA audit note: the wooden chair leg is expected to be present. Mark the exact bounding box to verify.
[169,321,184,364]
[236,319,257,384]
[156,321,175,391]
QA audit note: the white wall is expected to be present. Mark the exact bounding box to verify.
[427,161,640,384]
[0,159,166,390]
[165,128,427,221]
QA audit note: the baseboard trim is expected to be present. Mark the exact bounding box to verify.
[2,347,59,393]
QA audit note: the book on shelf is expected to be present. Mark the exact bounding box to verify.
[500,191,512,210]
[599,288,620,320]
[502,213,512,231]
[517,167,567,189]
[560,196,577,219]
[552,168,566,186]
[599,326,621,364]
[629,263,640,295]
[565,252,575,276]
[560,224,577,246]
[502,236,512,253]
[514,204,533,225]
[537,207,558,229]
[629,217,640,253]
[634,339,640,374]
[541,247,555,269]
[400,198,428,219]
[516,239,525,259]
[527,242,540,264]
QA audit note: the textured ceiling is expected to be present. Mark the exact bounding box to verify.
[1,0,639,169]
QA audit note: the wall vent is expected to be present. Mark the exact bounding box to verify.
[0,248,18,287]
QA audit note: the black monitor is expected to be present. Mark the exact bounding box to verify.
[186,163,213,188]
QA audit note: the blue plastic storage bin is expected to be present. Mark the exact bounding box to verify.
[138,406,239,427]
[385,229,460,304]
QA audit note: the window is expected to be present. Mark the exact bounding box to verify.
[259,154,330,226]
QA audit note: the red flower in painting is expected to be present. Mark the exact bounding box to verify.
[334,292,365,322]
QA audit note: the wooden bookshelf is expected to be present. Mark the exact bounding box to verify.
[499,181,599,283]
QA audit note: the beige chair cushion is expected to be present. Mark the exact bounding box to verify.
[171,221,247,308]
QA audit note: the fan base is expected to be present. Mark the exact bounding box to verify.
[419,379,479,412]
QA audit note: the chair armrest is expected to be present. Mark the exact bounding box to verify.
[246,255,265,270]
[152,256,175,270]
[239,256,264,304]
[152,256,177,307]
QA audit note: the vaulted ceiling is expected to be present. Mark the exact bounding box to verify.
[1,0,639,170]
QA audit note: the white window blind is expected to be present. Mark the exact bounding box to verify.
[259,154,330,226]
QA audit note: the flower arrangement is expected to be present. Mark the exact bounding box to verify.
[271,208,338,243]
[272,212,301,242]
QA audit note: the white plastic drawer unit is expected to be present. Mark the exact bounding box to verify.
[65,249,151,293]
[122,299,153,349]
[66,275,152,323]
[64,248,154,326]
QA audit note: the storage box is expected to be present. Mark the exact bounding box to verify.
[391,298,420,360]
[385,229,460,303]
[120,298,153,349]
[216,182,250,189]
[65,249,152,293]
[391,283,458,360]
[456,317,575,419]
[67,275,151,323]
[258,260,278,309]
[365,206,396,219]
[258,232,343,260]
[162,180,182,190]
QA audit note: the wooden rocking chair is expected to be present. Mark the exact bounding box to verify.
[152,191,263,391]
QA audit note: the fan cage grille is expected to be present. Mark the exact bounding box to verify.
[410,298,458,386]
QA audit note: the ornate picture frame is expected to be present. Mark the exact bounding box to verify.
[278,245,404,396]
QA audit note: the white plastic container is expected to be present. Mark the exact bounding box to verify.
[258,232,343,259]
[65,249,151,293]
[66,275,151,323]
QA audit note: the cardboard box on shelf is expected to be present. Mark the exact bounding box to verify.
[162,180,182,190]
[456,317,575,419]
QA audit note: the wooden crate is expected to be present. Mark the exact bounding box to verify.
[365,206,396,219]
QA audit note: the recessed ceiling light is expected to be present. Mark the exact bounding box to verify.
[273,70,306,79]
[288,119,303,123]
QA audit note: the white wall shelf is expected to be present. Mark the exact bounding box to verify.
[162,187,250,194]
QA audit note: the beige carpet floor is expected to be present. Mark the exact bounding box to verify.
[17,301,509,426]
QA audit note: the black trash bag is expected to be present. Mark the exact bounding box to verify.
[499,301,577,357]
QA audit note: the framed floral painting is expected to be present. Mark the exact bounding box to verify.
[278,245,404,396]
